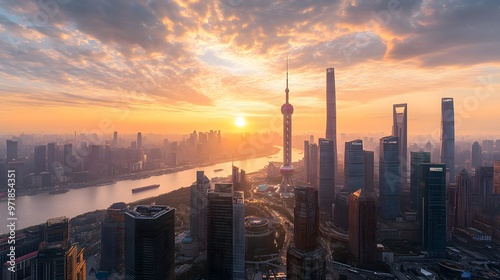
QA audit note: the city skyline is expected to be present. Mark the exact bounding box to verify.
[1,1,500,135]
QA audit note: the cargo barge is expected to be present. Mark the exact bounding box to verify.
[131,184,160,193]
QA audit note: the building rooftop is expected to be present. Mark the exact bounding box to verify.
[126,205,173,219]
[47,216,69,227]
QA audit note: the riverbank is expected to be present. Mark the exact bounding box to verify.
[9,146,280,199]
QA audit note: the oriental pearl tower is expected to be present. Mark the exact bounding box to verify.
[279,60,294,194]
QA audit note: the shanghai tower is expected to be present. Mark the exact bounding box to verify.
[326,68,338,183]
[440,98,455,181]
[279,61,294,193]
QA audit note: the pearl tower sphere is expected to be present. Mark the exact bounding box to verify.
[279,60,294,193]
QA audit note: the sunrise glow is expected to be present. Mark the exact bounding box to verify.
[0,1,498,137]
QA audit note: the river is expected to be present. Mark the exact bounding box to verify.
[0,148,303,234]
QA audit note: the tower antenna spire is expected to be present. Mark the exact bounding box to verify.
[285,56,289,103]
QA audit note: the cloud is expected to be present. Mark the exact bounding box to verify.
[0,0,499,134]
[386,0,500,66]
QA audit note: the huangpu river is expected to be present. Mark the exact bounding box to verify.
[0,148,302,234]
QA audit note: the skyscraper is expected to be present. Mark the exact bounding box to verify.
[47,142,56,175]
[344,139,365,193]
[410,151,430,214]
[471,142,482,169]
[495,160,500,194]
[456,169,471,228]
[37,217,86,280]
[65,244,87,280]
[34,145,47,174]
[137,132,142,149]
[279,62,295,194]
[348,189,377,269]
[326,68,338,184]
[318,138,335,212]
[287,186,326,279]
[309,143,319,188]
[333,191,349,230]
[100,202,127,273]
[233,191,245,280]
[304,140,310,183]
[363,151,375,193]
[63,143,73,173]
[379,136,401,220]
[420,163,447,258]
[441,98,455,181]
[124,205,175,280]
[232,165,240,191]
[482,139,494,153]
[6,140,17,162]
[447,183,457,229]
[113,131,118,147]
[207,184,245,280]
[475,167,494,212]
[393,103,408,184]
[190,171,211,251]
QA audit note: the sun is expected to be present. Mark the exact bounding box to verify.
[235,116,246,128]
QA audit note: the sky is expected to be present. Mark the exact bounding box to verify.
[1,0,499,137]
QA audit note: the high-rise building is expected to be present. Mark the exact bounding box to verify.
[475,167,494,210]
[420,163,447,257]
[37,245,85,280]
[207,184,245,280]
[304,140,310,183]
[410,151,431,214]
[137,132,142,149]
[6,140,17,162]
[190,171,211,252]
[318,138,335,212]
[47,142,56,175]
[100,202,127,273]
[124,205,175,280]
[379,136,401,220]
[309,143,318,188]
[34,145,47,174]
[0,162,6,190]
[63,143,73,173]
[447,183,457,229]
[456,170,471,228]
[482,139,494,154]
[279,63,295,194]
[233,191,245,280]
[232,165,240,191]
[348,189,377,269]
[45,216,70,244]
[393,104,408,184]
[325,68,338,184]
[364,151,375,193]
[332,192,349,230]
[65,244,87,280]
[441,98,455,181]
[471,142,482,169]
[287,186,326,279]
[344,139,365,193]
[3,251,38,280]
[36,217,86,280]
[494,160,500,194]
[113,131,118,146]
[7,161,25,187]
